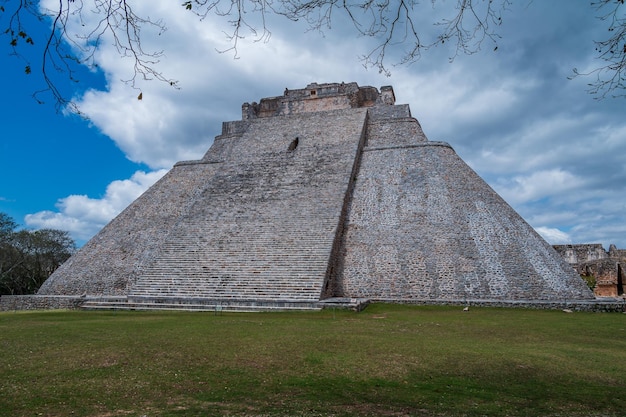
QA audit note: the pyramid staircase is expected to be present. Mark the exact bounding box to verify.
[82,108,368,311]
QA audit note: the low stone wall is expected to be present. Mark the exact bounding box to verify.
[0,295,85,311]
[369,298,626,312]
[3,294,624,313]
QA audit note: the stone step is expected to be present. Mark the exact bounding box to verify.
[80,297,323,312]
[133,283,319,294]
[127,291,321,300]
[133,275,324,280]
[129,289,320,296]
[131,276,325,283]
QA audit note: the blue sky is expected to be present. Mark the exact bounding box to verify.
[1,55,148,241]
[1,1,625,248]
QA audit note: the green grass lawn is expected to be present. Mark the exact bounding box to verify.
[1,304,625,417]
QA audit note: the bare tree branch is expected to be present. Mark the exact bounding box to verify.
[572,0,626,98]
[275,0,511,75]
[2,0,178,114]
[1,0,624,112]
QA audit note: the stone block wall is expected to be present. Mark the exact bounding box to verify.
[589,259,621,297]
[609,244,626,259]
[554,244,625,298]
[553,244,608,265]
[242,82,380,119]
[0,295,84,311]
[333,109,594,302]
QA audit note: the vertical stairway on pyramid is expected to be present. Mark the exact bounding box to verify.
[125,107,369,309]
[32,82,595,312]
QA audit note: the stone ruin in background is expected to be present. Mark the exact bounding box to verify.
[554,244,625,297]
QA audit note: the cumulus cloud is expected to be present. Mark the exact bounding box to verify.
[535,227,572,245]
[25,170,167,242]
[493,169,587,206]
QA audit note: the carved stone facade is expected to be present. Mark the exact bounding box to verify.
[554,244,626,297]
[6,82,597,311]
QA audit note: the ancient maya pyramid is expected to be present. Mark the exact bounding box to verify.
[37,82,594,311]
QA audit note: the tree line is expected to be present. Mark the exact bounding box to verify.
[0,212,75,295]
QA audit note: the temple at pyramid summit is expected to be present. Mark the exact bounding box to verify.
[11,82,600,311]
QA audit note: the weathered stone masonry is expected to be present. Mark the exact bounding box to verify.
[554,244,626,298]
[331,97,592,303]
[3,82,600,312]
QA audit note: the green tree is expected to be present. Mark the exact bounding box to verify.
[1,0,624,108]
[0,212,17,240]
[0,213,20,293]
[0,213,75,295]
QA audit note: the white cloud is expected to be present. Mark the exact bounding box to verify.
[535,227,571,245]
[25,170,167,242]
[493,169,586,206]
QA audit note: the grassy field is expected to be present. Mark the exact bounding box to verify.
[1,304,625,417]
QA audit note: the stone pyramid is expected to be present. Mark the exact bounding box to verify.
[36,82,594,310]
